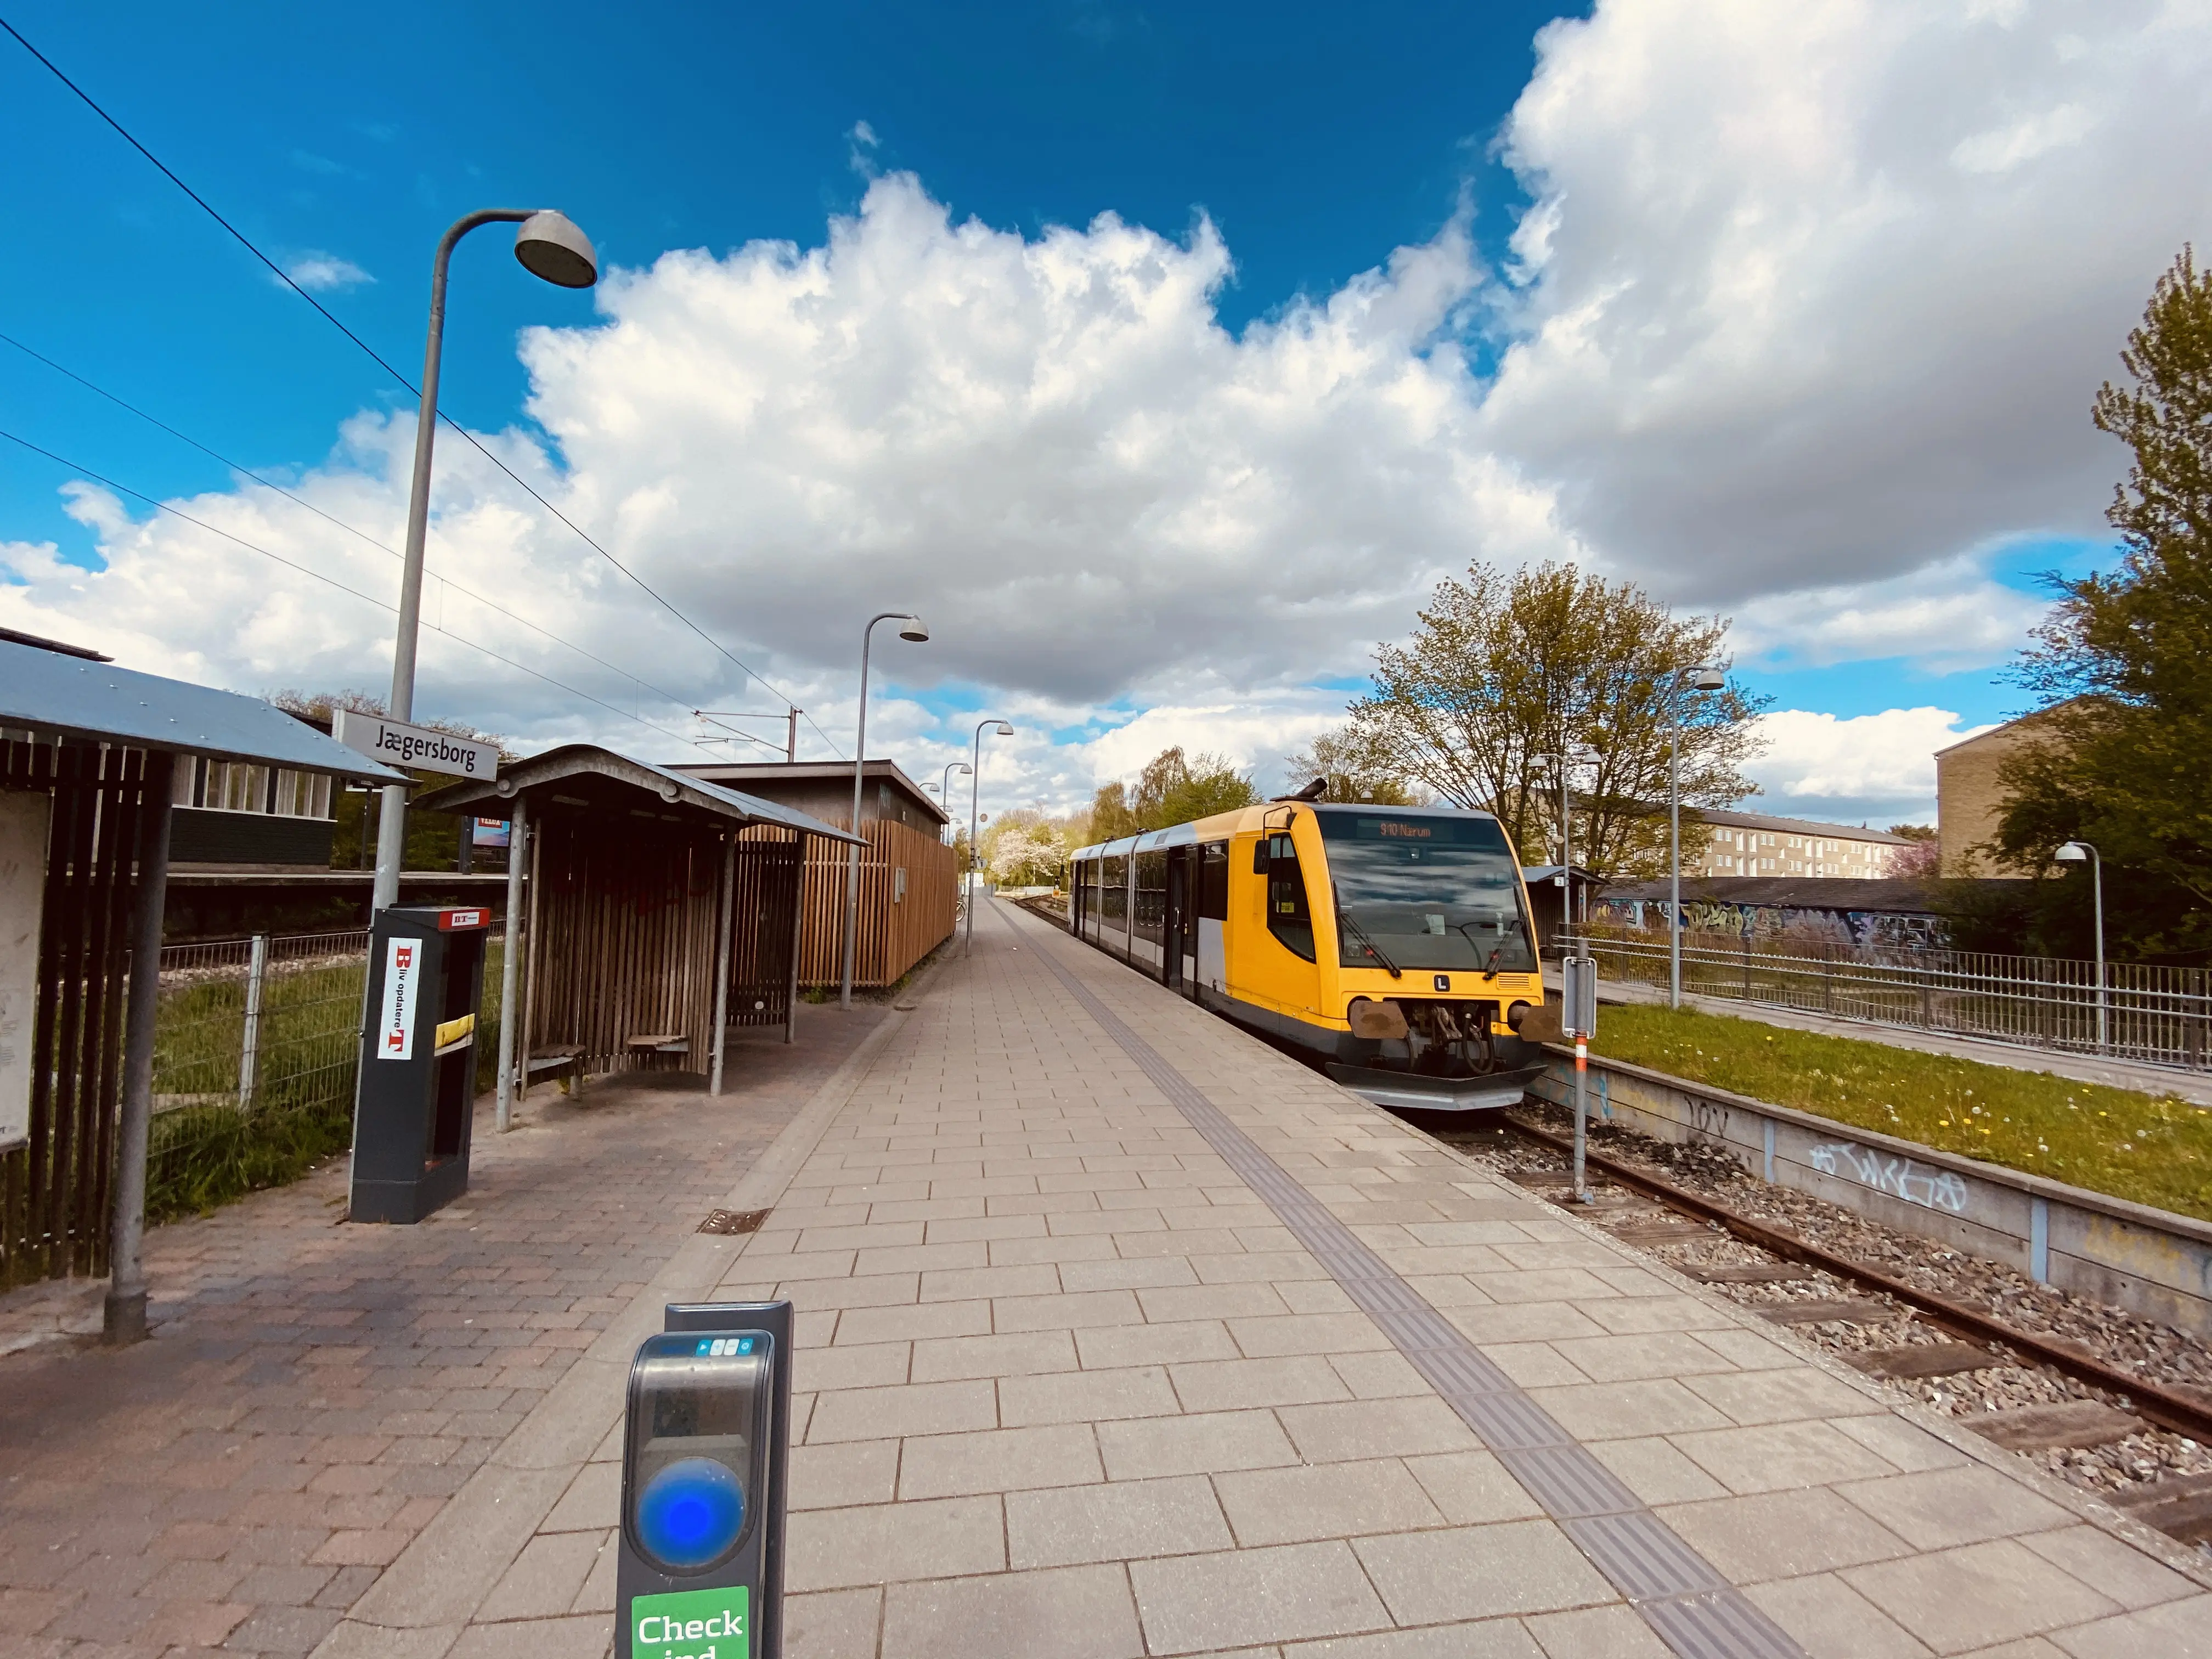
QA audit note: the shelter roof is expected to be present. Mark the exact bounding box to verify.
[0,639,407,780]
[420,744,864,844]
[673,759,950,827]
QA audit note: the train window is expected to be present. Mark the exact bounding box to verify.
[1251,837,1268,874]
[1102,855,1128,922]
[1266,833,1316,961]
[1198,843,1228,921]
[1134,850,1167,945]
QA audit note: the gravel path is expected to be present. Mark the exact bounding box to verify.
[1439,1105,2212,1559]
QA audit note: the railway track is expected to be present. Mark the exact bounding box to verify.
[1457,1110,2212,1554]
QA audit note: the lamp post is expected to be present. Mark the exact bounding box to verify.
[841,613,929,1007]
[1669,667,1728,1009]
[371,208,599,914]
[939,761,971,845]
[2055,840,2106,1052]
[1530,750,1581,942]
[966,720,1014,956]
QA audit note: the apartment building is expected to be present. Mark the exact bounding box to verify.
[1934,707,2071,875]
[1688,808,1911,879]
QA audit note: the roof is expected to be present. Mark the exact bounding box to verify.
[672,759,950,826]
[1597,876,2031,913]
[1933,703,2072,759]
[1690,806,1911,844]
[0,639,407,781]
[419,744,864,844]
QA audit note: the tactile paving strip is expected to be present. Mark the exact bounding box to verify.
[1008,910,1805,1659]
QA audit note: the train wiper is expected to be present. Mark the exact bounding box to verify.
[1336,906,1402,978]
[1453,921,1509,980]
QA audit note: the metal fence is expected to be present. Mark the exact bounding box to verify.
[1564,924,2212,1074]
[147,927,504,1217]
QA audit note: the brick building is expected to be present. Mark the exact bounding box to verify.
[1935,707,2072,874]
[1686,806,1911,879]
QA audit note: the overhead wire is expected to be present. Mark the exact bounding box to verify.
[0,426,707,753]
[0,13,847,760]
[0,328,707,727]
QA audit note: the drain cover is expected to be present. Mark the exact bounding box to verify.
[698,1208,769,1236]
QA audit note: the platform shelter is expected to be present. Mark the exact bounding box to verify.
[421,747,862,1107]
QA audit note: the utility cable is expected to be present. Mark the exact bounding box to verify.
[0,328,706,727]
[0,426,708,752]
[0,13,844,759]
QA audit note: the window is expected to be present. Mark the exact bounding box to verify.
[1198,842,1228,920]
[1101,855,1127,922]
[1134,850,1167,945]
[1316,811,1536,974]
[1264,833,1316,961]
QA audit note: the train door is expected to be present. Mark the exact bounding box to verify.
[1247,825,1322,1018]
[1195,842,1227,1000]
[1163,848,1189,991]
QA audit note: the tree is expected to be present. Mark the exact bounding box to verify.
[1281,726,1429,806]
[1991,247,2212,960]
[1345,563,1768,878]
[1886,823,1941,882]
[988,822,1065,888]
[1087,748,1258,841]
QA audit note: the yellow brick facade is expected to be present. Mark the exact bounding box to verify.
[1935,709,2069,875]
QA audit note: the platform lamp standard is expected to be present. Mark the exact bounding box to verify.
[1528,748,1587,943]
[966,721,1015,956]
[937,762,971,850]
[841,614,930,1008]
[2055,840,2107,1052]
[1668,666,1729,1009]
[371,208,600,915]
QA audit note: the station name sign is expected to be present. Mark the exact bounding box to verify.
[333,710,500,780]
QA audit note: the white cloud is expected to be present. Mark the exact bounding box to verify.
[1747,706,1997,825]
[281,252,374,292]
[1729,555,2051,671]
[1483,0,2212,599]
[9,0,2210,819]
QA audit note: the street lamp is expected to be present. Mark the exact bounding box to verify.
[1529,748,1591,938]
[966,720,1014,956]
[940,761,972,843]
[1669,666,1728,1009]
[841,613,929,1008]
[2055,840,2106,1052]
[371,208,599,913]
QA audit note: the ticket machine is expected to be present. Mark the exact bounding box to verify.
[617,1301,793,1659]
[349,905,490,1223]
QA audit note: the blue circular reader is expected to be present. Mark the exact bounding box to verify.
[636,1455,746,1570]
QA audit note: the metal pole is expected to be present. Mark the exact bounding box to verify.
[1573,1032,1589,1199]
[1669,716,1681,1009]
[964,719,1005,958]
[494,795,527,1131]
[237,932,268,1110]
[787,708,798,763]
[709,834,736,1095]
[842,617,893,1008]
[105,752,174,1345]
[785,839,805,1045]
[1560,758,1571,946]
[2092,845,2107,1053]
[372,210,537,915]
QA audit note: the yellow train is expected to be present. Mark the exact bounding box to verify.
[1067,796,1549,1109]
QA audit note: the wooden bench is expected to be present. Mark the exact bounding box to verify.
[525,1045,588,1096]
[626,1033,690,1072]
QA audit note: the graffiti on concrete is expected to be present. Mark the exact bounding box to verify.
[1808,1141,1969,1214]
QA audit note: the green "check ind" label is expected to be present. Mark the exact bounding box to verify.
[631,1585,748,1658]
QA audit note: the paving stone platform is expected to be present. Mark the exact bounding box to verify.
[8,905,2210,1659]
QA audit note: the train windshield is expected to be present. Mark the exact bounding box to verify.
[1317,812,1536,975]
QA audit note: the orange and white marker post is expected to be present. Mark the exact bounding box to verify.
[1562,955,1598,1203]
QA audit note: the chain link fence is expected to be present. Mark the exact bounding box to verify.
[1564,923,2211,1073]
[148,927,504,1218]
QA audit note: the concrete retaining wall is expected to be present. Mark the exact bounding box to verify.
[1530,1052,2212,1338]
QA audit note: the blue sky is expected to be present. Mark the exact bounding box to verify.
[3,1,2182,827]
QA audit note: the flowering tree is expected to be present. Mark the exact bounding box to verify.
[988,823,1065,888]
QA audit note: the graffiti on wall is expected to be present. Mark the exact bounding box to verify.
[1808,1141,1969,1214]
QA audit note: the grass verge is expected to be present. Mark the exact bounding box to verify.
[1592,1002,2212,1223]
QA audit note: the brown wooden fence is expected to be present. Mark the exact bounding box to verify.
[2,741,165,1289]
[766,818,956,989]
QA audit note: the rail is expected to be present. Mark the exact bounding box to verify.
[1565,924,2212,1073]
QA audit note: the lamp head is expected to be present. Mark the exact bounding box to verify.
[896,616,930,642]
[2054,840,2090,862]
[514,211,599,289]
[992,722,1014,736]
[1689,667,1726,692]
[955,762,972,774]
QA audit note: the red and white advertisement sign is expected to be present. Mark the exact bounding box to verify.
[377,936,423,1061]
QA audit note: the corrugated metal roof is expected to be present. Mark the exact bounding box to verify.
[0,640,408,780]
[419,744,865,845]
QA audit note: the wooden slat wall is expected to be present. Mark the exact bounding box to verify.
[526,814,722,1075]
[776,819,957,989]
[2,739,155,1288]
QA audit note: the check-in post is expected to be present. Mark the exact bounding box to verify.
[349,906,490,1222]
[618,1302,792,1659]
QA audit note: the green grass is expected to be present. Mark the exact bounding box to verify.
[143,943,504,1220]
[1592,1002,2212,1223]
